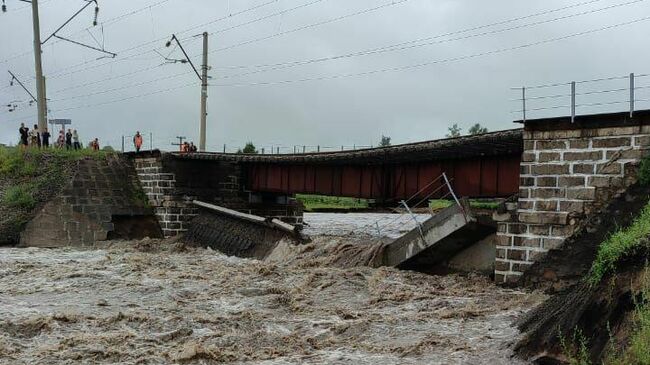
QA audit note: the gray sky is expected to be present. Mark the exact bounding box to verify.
[1,0,649,152]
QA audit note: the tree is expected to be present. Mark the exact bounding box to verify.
[379,135,391,147]
[238,142,258,154]
[468,123,489,135]
[446,124,462,138]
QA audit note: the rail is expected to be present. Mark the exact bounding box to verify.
[352,172,465,238]
[511,72,650,122]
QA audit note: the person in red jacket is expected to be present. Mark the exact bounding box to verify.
[133,131,143,153]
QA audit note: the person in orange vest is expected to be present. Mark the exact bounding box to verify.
[133,131,143,153]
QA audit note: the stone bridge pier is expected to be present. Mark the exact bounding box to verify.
[130,151,303,238]
[495,110,650,284]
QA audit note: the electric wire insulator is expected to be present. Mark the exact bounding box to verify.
[93,6,99,26]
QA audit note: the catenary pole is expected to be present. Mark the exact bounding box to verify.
[200,32,208,152]
[31,0,47,132]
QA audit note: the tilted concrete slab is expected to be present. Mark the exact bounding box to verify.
[382,202,494,269]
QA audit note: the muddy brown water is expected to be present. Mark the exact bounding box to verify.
[0,214,542,364]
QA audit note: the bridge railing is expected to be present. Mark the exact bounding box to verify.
[511,72,650,121]
[352,172,465,238]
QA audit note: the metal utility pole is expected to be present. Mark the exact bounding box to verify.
[31,0,47,132]
[165,33,207,151]
[199,32,208,152]
[172,136,186,151]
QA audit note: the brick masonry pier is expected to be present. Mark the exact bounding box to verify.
[495,111,650,284]
[131,151,303,238]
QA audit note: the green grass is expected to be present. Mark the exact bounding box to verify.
[606,269,650,365]
[2,185,36,209]
[588,201,650,285]
[296,194,369,212]
[429,199,501,211]
[0,146,114,243]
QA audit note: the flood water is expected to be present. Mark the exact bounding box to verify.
[0,213,540,364]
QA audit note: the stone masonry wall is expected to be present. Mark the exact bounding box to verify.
[495,123,650,284]
[20,156,157,247]
[134,156,198,238]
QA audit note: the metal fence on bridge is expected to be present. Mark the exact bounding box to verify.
[512,72,650,122]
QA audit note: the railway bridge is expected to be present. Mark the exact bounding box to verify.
[132,109,650,283]
[168,128,523,205]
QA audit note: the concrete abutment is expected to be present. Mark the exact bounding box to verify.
[495,112,650,284]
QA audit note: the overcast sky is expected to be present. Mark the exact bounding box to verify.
[0,0,649,152]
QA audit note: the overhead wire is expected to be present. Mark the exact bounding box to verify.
[208,15,650,88]
[210,0,646,80]
[11,0,622,97]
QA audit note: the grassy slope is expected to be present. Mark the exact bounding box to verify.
[0,147,110,244]
[296,194,369,212]
[296,195,502,212]
[578,188,650,364]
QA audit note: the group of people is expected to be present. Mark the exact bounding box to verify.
[180,141,198,153]
[19,123,100,151]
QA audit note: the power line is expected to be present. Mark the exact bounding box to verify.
[201,0,413,58]
[22,0,409,95]
[212,0,645,81]
[0,0,174,64]
[43,0,318,79]
[13,14,650,119]
[209,15,650,88]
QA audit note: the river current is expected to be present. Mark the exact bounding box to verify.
[0,213,539,364]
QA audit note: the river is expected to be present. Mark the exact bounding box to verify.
[0,213,539,364]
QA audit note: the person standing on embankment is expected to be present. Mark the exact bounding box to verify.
[42,128,51,148]
[72,130,80,150]
[19,123,28,150]
[133,131,143,153]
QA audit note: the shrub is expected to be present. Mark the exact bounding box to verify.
[589,202,650,285]
[3,186,36,210]
[639,156,650,186]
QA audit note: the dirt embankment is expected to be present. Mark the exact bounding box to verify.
[519,184,650,293]
[515,184,650,364]
[0,151,79,245]
[516,251,649,364]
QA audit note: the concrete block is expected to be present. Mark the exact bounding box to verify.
[558,176,586,187]
[592,137,632,148]
[569,139,590,149]
[536,177,557,187]
[634,136,650,146]
[530,188,565,199]
[528,225,550,236]
[518,200,534,210]
[513,236,541,248]
[559,201,585,214]
[520,177,535,187]
[566,187,596,200]
[596,162,622,175]
[507,248,527,261]
[543,238,564,250]
[536,140,567,150]
[531,164,570,175]
[606,149,647,160]
[535,200,558,212]
[563,151,603,161]
[522,152,536,162]
[495,260,510,272]
[518,212,568,225]
[508,223,528,234]
[512,262,533,273]
[572,163,595,174]
[539,152,561,162]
